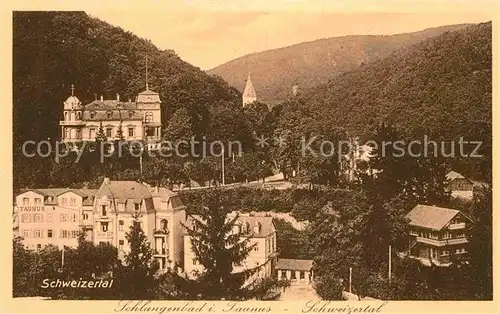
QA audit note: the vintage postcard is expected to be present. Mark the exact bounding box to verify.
[2,0,498,313]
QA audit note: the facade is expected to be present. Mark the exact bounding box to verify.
[13,179,187,270]
[275,258,313,285]
[183,213,278,280]
[242,74,257,106]
[445,171,474,199]
[14,188,96,251]
[92,179,186,269]
[59,85,162,150]
[405,204,473,266]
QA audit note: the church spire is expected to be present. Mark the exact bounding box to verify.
[242,73,257,107]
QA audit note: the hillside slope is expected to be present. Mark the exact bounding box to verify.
[302,22,492,141]
[13,12,240,146]
[208,24,470,104]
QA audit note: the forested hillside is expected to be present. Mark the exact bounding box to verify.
[13,11,240,147]
[302,22,492,142]
[208,24,469,104]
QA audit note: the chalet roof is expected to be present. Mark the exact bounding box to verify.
[183,214,275,238]
[243,74,257,98]
[445,171,466,181]
[276,258,313,271]
[405,204,460,231]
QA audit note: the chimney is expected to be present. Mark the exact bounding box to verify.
[292,85,299,97]
[103,177,110,184]
[116,93,120,101]
[100,95,104,102]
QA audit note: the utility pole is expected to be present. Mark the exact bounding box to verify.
[140,155,143,177]
[388,245,392,285]
[221,145,225,185]
[349,267,352,293]
[61,245,65,269]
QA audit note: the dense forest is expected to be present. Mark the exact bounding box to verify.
[208,24,469,104]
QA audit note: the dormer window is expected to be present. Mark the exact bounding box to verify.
[134,203,140,211]
[90,111,96,119]
[128,110,134,119]
[106,111,112,119]
[254,222,262,234]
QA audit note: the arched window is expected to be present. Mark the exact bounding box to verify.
[245,222,251,233]
[65,128,71,139]
[160,219,168,230]
[129,110,134,119]
[64,112,68,121]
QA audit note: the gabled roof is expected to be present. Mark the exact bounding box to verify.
[183,214,275,238]
[445,171,466,181]
[98,180,152,200]
[243,74,257,98]
[276,258,313,271]
[405,204,461,231]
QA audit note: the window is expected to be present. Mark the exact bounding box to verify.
[128,111,134,119]
[76,129,81,138]
[119,240,124,250]
[61,230,69,238]
[35,229,42,238]
[145,112,153,123]
[134,203,140,211]
[34,198,41,206]
[71,230,78,238]
[47,229,53,238]
[291,271,297,280]
[47,213,53,222]
[192,258,197,266]
[106,128,112,138]
[22,198,29,205]
[61,198,67,205]
[23,229,29,238]
[119,220,124,231]
[253,245,259,252]
[300,271,305,279]
[82,213,88,220]
[70,198,76,205]
[101,222,108,232]
[161,201,167,210]
[34,214,41,223]
[101,205,107,216]
[89,128,96,139]
[72,213,77,222]
[107,111,112,119]
[118,203,125,211]
[60,213,66,222]
[128,127,134,137]
[160,219,168,230]
[64,112,68,121]
[21,214,29,223]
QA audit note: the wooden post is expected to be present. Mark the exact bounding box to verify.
[388,245,392,285]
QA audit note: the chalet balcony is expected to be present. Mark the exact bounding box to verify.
[416,236,468,247]
[448,223,466,230]
[96,231,113,238]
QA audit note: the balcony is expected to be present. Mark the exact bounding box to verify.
[96,231,113,238]
[60,120,86,126]
[448,223,466,230]
[95,215,111,221]
[416,236,468,247]
[78,220,93,227]
[154,248,169,257]
[153,229,169,236]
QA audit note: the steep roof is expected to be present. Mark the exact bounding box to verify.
[405,204,460,231]
[276,258,313,271]
[243,74,257,99]
[183,214,275,238]
[98,180,152,200]
[445,171,465,181]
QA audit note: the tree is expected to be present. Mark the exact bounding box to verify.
[96,121,107,142]
[116,120,125,141]
[13,237,36,297]
[116,212,159,299]
[182,189,285,300]
[467,186,492,299]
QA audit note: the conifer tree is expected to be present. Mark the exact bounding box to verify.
[96,121,107,142]
[116,120,125,141]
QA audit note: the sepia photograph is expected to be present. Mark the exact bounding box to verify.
[7,0,496,311]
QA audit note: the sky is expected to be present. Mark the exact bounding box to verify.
[80,1,495,69]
